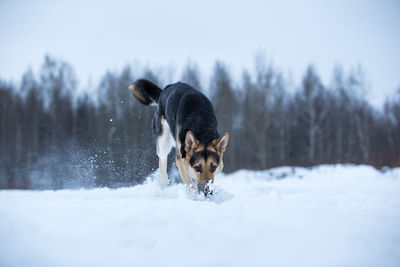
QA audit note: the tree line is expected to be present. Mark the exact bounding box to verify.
[0,55,399,189]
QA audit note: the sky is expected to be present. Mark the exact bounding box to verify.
[0,0,399,107]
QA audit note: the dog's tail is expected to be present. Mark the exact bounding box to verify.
[129,79,162,105]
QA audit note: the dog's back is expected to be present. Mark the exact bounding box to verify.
[158,82,219,149]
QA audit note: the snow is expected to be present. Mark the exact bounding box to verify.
[1,164,400,267]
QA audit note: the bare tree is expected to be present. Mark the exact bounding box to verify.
[181,60,202,91]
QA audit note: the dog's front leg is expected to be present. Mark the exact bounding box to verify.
[156,136,172,188]
[157,157,168,188]
[175,156,195,189]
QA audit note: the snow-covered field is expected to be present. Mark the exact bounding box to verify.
[1,165,399,267]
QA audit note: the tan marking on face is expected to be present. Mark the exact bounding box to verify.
[206,144,216,152]
[191,155,221,185]
[194,143,205,152]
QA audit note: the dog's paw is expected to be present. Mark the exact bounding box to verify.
[157,178,169,189]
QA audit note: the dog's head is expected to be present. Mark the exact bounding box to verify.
[183,131,229,194]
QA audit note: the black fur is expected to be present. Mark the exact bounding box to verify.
[130,80,220,157]
[129,79,162,105]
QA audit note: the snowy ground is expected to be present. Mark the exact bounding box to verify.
[1,164,400,267]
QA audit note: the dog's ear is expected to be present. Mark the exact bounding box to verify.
[185,131,197,152]
[212,132,229,153]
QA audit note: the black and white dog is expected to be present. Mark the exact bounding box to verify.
[129,79,229,194]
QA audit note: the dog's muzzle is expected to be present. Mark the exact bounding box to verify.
[198,182,213,196]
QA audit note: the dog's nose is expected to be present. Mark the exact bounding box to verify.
[198,182,213,196]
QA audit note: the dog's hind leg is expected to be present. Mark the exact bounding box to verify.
[155,117,174,188]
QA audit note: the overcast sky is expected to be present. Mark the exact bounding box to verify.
[1,0,399,107]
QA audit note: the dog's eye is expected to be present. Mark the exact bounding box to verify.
[194,165,202,173]
[210,164,217,172]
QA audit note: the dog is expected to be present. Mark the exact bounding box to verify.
[129,79,229,194]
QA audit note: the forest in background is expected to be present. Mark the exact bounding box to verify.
[1,55,399,189]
